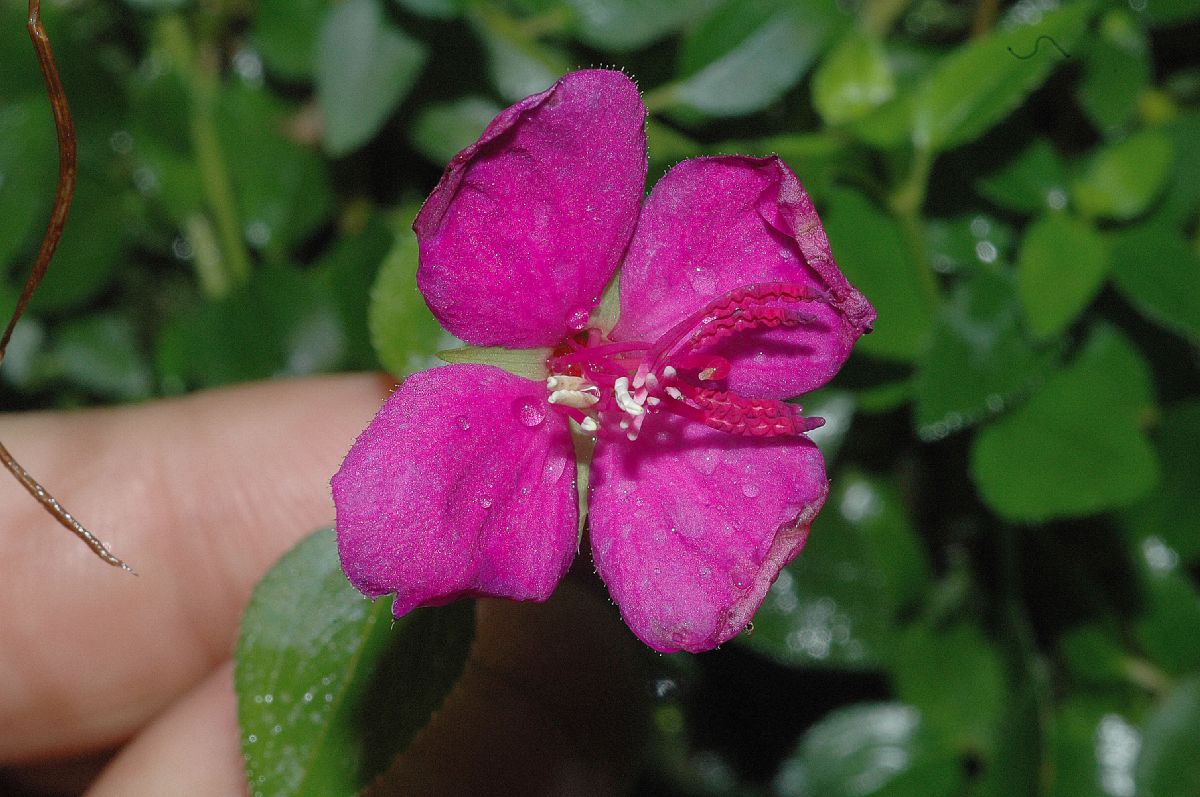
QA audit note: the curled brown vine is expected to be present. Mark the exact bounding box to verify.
[0,1,133,572]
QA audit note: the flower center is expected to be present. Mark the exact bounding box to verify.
[545,282,830,441]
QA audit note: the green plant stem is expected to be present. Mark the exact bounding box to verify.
[159,14,251,297]
[863,0,915,38]
[1123,655,1174,697]
[888,145,940,311]
[997,522,1055,794]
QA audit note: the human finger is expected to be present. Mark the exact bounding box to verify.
[0,374,388,761]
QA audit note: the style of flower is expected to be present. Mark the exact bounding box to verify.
[332,69,875,654]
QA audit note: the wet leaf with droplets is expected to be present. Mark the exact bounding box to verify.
[738,472,928,670]
[235,528,474,797]
[774,702,964,797]
[913,269,1060,440]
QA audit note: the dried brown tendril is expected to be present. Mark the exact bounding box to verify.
[0,2,133,573]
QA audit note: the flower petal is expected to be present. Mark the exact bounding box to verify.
[613,156,875,398]
[415,69,647,347]
[588,413,828,653]
[333,364,578,616]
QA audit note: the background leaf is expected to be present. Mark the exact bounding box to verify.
[1016,212,1109,340]
[913,269,1059,440]
[912,1,1093,151]
[970,325,1159,522]
[670,0,840,118]
[1071,130,1174,221]
[316,0,427,156]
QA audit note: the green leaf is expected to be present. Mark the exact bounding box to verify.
[1135,677,1200,797]
[367,210,447,377]
[1110,224,1200,344]
[469,4,568,102]
[156,264,345,389]
[1079,9,1151,137]
[670,0,840,118]
[564,0,715,51]
[913,1,1094,151]
[970,325,1159,522]
[219,83,333,256]
[913,269,1060,440]
[1148,111,1200,230]
[52,315,154,401]
[774,703,965,797]
[252,0,327,80]
[812,29,894,126]
[740,472,928,670]
[976,139,1070,215]
[0,97,54,272]
[317,0,427,156]
[394,0,463,20]
[1058,624,1132,688]
[1016,213,1109,340]
[888,621,1007,753]
[236,528,474,797]
[409,96,500,165]
[822,187,934,361]
[314,215,395,370]
[1137,0,1200,28]
[924,212,1016,274]
[1071,130,1174,221]
[126,66,205,222]
[1123,402,1200,563]
[1132,535,1200,676]
[26,172,127,314]
[1047,698,1141,797]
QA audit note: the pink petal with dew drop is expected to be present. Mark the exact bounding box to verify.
[415,69,647,348]
[613,156,875,399]
[333,364,578,617]
[588,413,828,653]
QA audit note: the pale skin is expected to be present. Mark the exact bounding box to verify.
[0,374,647,795]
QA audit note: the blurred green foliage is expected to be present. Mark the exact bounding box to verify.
[2,0,1199,794]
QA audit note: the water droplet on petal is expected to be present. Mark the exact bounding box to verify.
[456,415,470,430]
[567,308,590,330]
[514,397,546,427]
[479,496,494,509]
[741,482,761,498]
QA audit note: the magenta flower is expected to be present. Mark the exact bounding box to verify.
[333,70,875,653]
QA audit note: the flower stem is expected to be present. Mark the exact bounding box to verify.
[158,14,251,297]
[888,145,940,311]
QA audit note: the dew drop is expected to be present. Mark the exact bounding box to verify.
[456,415,470,430]
[247,734,258,744]
[514,397,546,427]
[479,496,494,509]
[567,308,590,330]
[741,482,761,499]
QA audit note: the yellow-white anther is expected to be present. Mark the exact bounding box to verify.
[548,389,599,409]
[698,367,716,380]
[547,375,586,391]
[665,386,684,401]
[662,366,677,380]
[580,416,599,433]
[613,376,645,416]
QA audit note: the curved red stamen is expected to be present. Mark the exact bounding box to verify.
[647,281,830,370]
